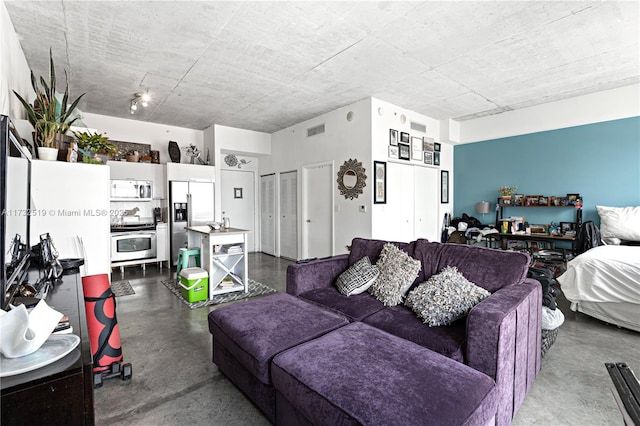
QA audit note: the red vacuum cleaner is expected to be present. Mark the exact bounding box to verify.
[77,238,132,388]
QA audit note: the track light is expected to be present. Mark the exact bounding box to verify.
[129,90,151,114]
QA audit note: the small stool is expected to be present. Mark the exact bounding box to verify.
[208,293,350,423]
[175,247,201,285]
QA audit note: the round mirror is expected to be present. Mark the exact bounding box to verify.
[337,159,367,200]
[343,170,357,189]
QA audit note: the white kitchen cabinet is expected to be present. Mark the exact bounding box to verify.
[152,164,166,199]
[109,161,153,181]
[155,222,169,263]
[166,162,215,182]
[30,161,110,275]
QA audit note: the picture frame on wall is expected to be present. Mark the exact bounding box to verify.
[422,136,435,153]
[389,129,398,146]
[388,145,399,159]
[411,136,422,160]
[424,151,433,165]
[400,132,410,143]
[433,151,440,166]
[398,143,410,160]
[373,161,386,204]
[234,188,243,199]
[441,170,449,203]
[434,142,441,152]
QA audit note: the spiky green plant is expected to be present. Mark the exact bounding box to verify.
[13,48,85,148]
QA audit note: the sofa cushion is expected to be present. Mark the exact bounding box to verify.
[298,288,386,321]
[348,237,416,267]
[208,293,349,384]
[368,243,422,306]
[362,305,467,362]
[413,239,530,292]
[272,322,497,426]
[335,256,379,296]
[405,266,491,327]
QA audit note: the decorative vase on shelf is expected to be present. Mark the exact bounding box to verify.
[37,147,59,161]
[168,141,180,163]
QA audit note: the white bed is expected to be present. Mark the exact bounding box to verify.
[557,245,640,332]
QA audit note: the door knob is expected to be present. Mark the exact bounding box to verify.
[306,219,311,223]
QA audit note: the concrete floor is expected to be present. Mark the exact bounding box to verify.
[95,253,639,425]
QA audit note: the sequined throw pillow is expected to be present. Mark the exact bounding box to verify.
[368,243,421,306]
[405,266,491,327]
[335,256,380,296]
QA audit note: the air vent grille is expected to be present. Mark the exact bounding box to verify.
[410,121,426,133]
[307,124,325,137]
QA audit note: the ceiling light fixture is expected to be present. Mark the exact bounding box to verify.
[129,90,151,114]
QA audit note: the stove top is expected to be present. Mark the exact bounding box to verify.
[110,223,156,232]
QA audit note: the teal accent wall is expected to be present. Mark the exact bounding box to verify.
[453,117,640,226]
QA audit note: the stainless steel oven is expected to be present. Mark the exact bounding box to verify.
[110,230,157,262]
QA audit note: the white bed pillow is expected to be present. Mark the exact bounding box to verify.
[596,205,640,245]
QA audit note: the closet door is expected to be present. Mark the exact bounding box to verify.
[279,171,298,260]
[414,166,439,242]
[385,162,414,243]
[260,174,276,256]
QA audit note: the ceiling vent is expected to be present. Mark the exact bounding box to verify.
[307,123,325,137]
[410,121,426,133]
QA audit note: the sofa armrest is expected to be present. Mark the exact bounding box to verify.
[286,254,349,296]
[466,278,542,425]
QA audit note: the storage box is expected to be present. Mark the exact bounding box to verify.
[179,267,209,303]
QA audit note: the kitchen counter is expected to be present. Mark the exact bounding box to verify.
[186,226,249,235]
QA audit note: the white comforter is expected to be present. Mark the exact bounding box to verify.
[558,245,640,304]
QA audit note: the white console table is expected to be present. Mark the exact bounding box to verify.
[186,226,249,298]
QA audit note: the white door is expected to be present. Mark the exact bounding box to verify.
[414,166,439,242]
[302,162,333,259]
[221,169,256,252]
[385,162,414,242]
[260,174,276,256]
[279,171,298,260]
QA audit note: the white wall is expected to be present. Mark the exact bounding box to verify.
[81,112,203,165]
[452,83,640,144]
[0,1,33,118]
[263,98,372,256]
[370,98,454,241]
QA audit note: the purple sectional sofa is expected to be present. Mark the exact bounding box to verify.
[209,237,542,425]
[286,238,542,425]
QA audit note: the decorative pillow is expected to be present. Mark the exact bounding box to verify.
[405,266,491,327]
[335,256,379,296]
[368,243,421,306]
[596,205,640,245]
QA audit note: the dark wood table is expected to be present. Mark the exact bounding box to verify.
[1,269,94,425]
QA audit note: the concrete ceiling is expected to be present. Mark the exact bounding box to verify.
[5,1,639,133]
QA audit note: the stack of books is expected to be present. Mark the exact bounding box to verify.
[223,245,243,255]
[219,275,235,288]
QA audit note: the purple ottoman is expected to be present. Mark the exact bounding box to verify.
[272,322,497,426]
[208,293,350,423]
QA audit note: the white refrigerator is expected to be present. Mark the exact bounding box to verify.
[169,180,214,265]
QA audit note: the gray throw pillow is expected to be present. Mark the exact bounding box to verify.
[335,256,379,296]
[405,266,491,327]
[368,243,421,306]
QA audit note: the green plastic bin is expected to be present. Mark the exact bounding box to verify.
[179,267,209,303]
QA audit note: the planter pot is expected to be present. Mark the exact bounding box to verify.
[53,134,74,161]
[38,147,59,161]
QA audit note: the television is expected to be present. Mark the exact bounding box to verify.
[1,114,32,310]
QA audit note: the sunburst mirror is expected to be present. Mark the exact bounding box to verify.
[337,159,367,200]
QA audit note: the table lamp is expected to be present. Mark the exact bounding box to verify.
[476,201,491,224]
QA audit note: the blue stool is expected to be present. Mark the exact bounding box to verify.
[176,248,201,285]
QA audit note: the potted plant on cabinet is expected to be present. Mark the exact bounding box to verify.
[498,185,518,204]
[12,48,85,161]
[72,130,118,164]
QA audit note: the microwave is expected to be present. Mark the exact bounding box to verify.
[110,180,153,201]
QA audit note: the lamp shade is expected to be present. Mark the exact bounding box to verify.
[476,201,491,214]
